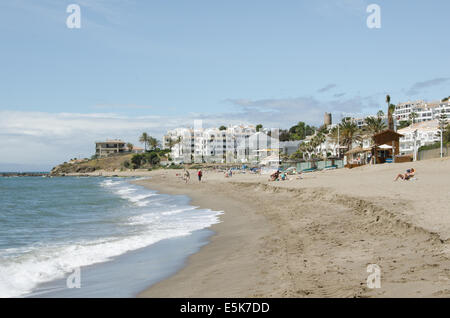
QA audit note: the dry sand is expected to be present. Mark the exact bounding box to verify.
[78,159,450,297]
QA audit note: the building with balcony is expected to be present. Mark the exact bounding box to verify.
[95,140,126,157]
[163,125,270,164]
[398,120,440,155]
[394,100,450,124]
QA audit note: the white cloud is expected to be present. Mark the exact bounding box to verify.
[0,91,381,168]
[405,78,449,96]
[0,111,167,168]
[0,111,253,168]
[224,93,379,124]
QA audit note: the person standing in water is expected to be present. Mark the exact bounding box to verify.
[197,169,203,182]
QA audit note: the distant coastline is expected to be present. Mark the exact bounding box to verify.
[0,172,50,177]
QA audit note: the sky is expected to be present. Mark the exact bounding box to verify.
[0,0,449,170]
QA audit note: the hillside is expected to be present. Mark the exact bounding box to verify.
[50,154,134,176]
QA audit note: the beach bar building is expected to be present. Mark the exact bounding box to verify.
[345,130,406,168]
[345,147,371,167]
[372,129,403,164]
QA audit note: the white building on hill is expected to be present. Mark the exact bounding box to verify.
[394,100,450,124]
[398,120,440,155]
[163,124,265,164]
[95,140,126,157]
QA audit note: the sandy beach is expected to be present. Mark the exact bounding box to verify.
[78,159,450,297]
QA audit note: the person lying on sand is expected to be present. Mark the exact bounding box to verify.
[269,170,280,181]
[394,168,415,181]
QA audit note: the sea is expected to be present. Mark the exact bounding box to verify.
[0,176,222,298]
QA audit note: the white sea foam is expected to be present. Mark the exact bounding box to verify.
[0,178,223,298]
[101,179,157,206]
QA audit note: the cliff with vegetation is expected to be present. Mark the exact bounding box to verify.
[50,148,171,176]
[50,154,134,175]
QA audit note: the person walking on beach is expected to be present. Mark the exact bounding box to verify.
[197,169,203,182]
[184,169,190,183]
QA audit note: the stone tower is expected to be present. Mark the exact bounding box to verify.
[324,112,332,126]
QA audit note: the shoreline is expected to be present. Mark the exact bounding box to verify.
[26,228,214,298]
[134,174,275,297]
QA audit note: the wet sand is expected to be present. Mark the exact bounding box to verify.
[130,158,450,297]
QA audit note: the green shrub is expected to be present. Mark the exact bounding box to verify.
[130,152,161,168]
[419,141,449,152]
[131,154,144,168]
[144,152,160,165]
[167,164,183,169]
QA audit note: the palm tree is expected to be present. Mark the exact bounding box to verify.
[328,125,343,157]
[386,95,396,130]
[377,110,384,118]
[365,116,387,145]
[340,119,361,150]
[385,95,396,130]
[148,137,160,151]
[365,116,386,134]
[139,132,149,151]
[305,143,316,160]
[329,125,340,143]
[297,142,311,160]
[409,112,418,124]
[297,142,305,159]
[311,132,326,158]
[388,104,396,130]
[126,143,134,152]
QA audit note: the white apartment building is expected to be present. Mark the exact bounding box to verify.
[236,131,280,164]
[313,135,341,158]
[394,100,450,124]
[163,125,260,164]
[398,120,440,155]
[163,127,194,163]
